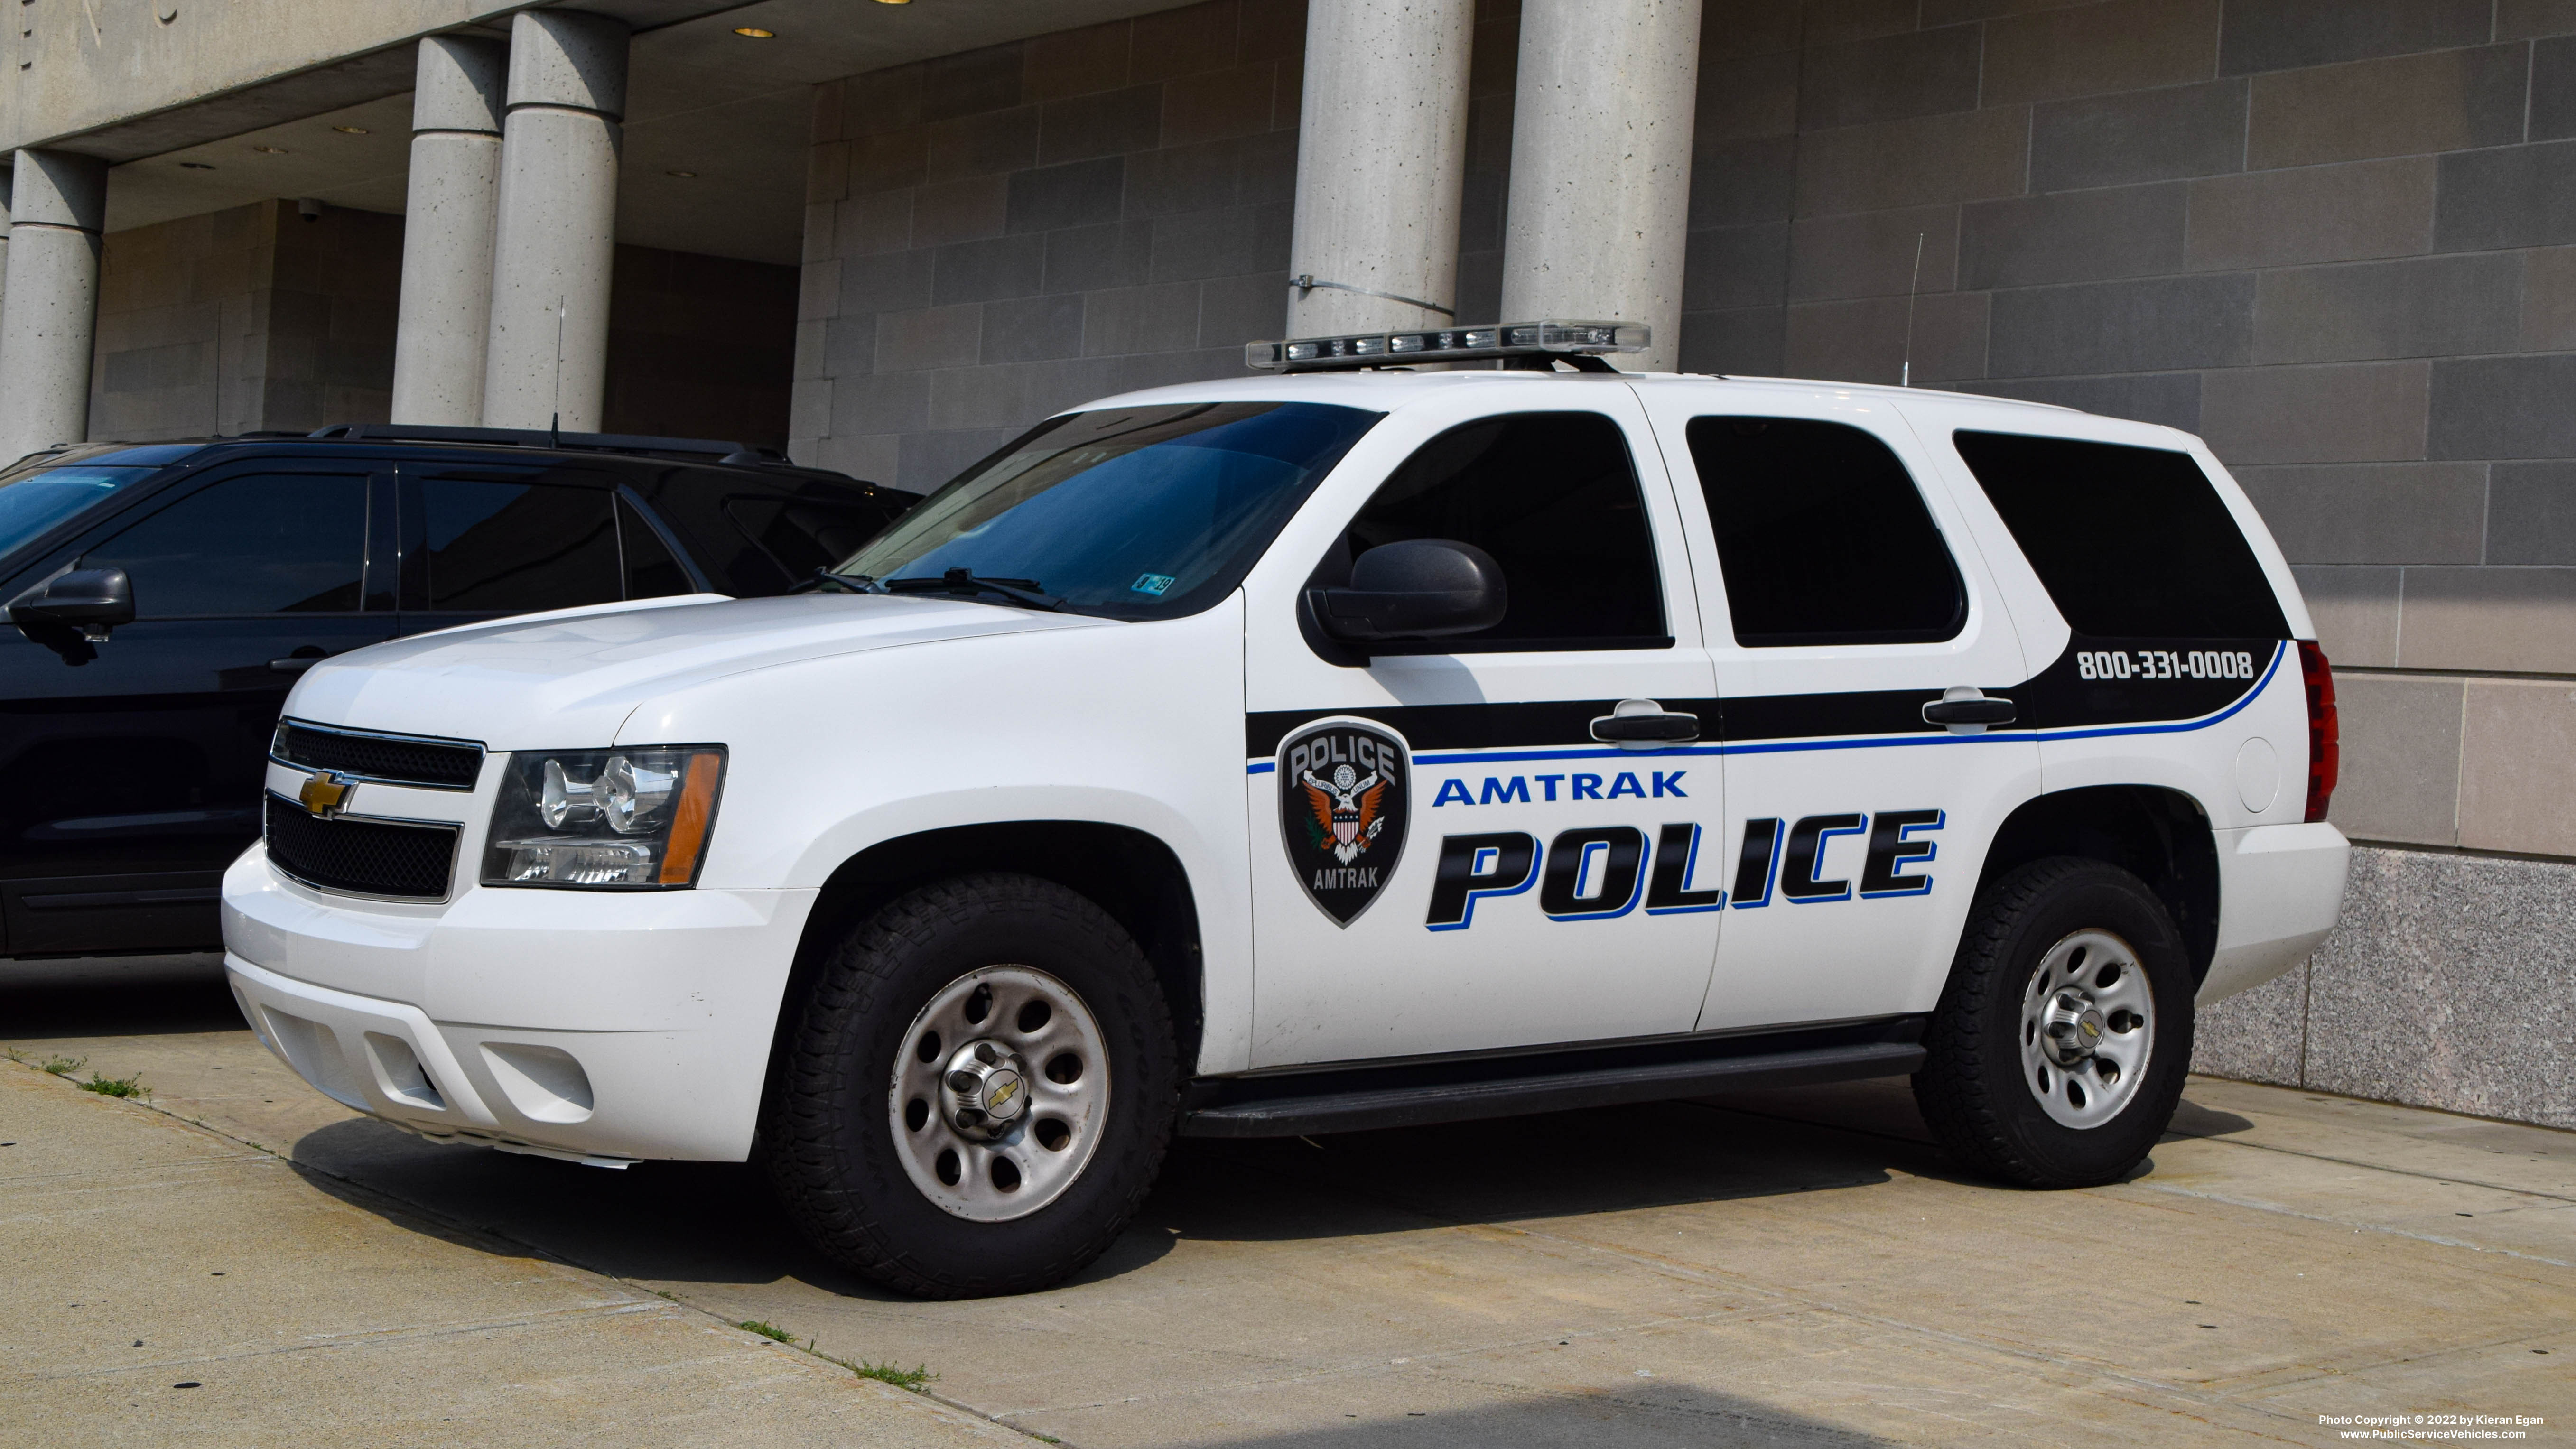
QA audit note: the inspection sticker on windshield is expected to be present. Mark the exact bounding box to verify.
[1131,573,1175,596]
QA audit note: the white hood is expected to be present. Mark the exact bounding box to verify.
[285,593,1112,750]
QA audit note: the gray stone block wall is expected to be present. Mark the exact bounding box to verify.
[604,244,798,448]
[88,204,794,446]
[2197,845,2576,1131]
[1680,1,2576,895]
[90,201,292,441]
[790,0,1306,491]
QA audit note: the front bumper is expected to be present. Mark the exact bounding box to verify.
[223,843,817,1162]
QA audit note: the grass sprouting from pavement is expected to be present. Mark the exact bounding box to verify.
[6,1049,151,1100]
[851,1360,937,1392]
[735,1318,937,1396]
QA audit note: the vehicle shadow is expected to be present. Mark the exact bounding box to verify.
[0,953,233,1040]
[279,1075,1983,1298]
[1187,1392,1895,1449]
[2165,1096,2259,1138]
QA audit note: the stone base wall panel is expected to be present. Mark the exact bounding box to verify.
[2195,845,2576,1132]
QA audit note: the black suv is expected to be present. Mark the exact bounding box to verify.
[0,425,917,960]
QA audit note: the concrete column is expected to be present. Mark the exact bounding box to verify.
[481,9,627,431]
[1284,0,1475,335]
[1499,0,1702,371]
[391,35,508,426]
[0,172,13,363]
[0,149,108,459]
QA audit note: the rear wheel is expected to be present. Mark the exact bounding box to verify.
[765,873,1177,1298]
[1913,857,2193,1189]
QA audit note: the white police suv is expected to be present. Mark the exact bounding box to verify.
[224,321,2347,1298]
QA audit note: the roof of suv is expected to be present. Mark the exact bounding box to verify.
[1067,366,2121,426]
[11,425,884,492]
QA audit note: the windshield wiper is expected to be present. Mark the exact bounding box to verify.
[882,568,1063,611]
[798,569,884,594]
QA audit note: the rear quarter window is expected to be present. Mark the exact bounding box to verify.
[643,472,913,596]
[1951,431,2288,639]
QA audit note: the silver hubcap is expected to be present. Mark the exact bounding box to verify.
[2019,929,2154,1129]
[889,966,1109,1222]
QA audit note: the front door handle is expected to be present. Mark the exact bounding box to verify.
[1591,699,1700,749]
[1923,687,2015,732]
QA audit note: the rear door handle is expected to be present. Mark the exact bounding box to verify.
[1591,699,1700,749]
[270,650,332,673]
[1923,688,2015,731]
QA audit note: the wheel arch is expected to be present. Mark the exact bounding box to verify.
[1972,786,2220,986]
[768,820,1206,1098]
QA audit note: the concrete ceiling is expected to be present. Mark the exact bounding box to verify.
[98,0,1189,266]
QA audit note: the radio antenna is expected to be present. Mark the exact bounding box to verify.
[550,294,568,431]
[1899,232,1924,388]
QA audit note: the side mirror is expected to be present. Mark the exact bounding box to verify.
[1310,539,1507,641]
[9,567,135,644]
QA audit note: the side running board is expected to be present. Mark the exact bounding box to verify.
[1178,1017,1927,1139]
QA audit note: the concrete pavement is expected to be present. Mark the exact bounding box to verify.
[6,956,2573,1447]
[0,961,1028,1449]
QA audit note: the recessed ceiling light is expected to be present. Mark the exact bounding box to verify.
[251,145,289,155]
[667,170,697,178]
[873,0,911,5]
[179,161,215,170]
[332,125,369,135]
[732,27,774,37]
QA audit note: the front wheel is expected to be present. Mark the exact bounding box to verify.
[764,873,1177,1298]
[1913,857,2194,1189]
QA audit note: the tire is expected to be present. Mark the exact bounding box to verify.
[1913,857,2194,1189]
[764,873,1178,1298]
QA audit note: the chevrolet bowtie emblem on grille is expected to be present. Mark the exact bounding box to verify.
[298,770,353,818]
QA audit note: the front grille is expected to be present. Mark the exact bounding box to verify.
[274,721,483,790]
[264,794,459,900]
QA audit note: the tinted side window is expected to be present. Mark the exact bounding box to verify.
[642,473,790,594]
[82,473,369,616]
[720,492,901,582]
[1953,431,2289,639]
[1687,417,1964,648]
[1339,411,1665,649]
[416,478,620,613]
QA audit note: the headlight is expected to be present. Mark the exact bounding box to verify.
[483,746,725,889]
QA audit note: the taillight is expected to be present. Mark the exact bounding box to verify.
[2298,641,2337,822]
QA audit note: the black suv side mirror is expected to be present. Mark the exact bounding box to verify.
[1309,539,1507,641]
[10,568,136,644]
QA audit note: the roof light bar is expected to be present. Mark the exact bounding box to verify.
[1244,320,1649,373]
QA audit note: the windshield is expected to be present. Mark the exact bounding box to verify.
[0,465,161,559]
[834,401,1380,619]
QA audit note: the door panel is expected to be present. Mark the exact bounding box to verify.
[1243,384,1722,1068]
[0,466,395,953]
[1636,390,2042,1032]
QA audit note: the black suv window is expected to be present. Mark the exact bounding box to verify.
[648,472,913,594]
[1688,417,1964,648]
[413,477,621,613]
[1953,431,2289,639]
[722,494,895,582]
[1334,411,1665,650]
[81,472,370,616]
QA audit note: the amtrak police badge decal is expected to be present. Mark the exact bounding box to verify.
[1280,717,1409,926]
